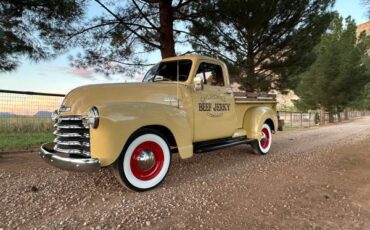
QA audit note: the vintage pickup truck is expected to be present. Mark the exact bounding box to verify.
[40,55,278,191]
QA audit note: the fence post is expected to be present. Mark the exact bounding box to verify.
[320,106,325,125]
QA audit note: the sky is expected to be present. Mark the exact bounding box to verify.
[0,0,369,94]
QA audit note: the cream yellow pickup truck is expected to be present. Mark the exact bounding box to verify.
[40,55,278,191]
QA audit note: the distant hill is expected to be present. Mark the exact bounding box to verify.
[0,112,17,118]
[33,111,52,117]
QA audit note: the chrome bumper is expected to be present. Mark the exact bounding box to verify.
[40,143,100,172]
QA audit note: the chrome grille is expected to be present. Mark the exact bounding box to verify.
[53,115,90,157]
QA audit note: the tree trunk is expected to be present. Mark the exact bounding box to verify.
[344,109,349,120]
[336,106,341,122]
[337,111,341,122]
[328,112,334,123]
[320,106,325,125]
[159,0,176,58]
[245,45,255,92]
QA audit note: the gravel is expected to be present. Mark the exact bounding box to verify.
[1,117,370,229]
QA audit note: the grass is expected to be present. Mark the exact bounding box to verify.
[0,117,54,152]
[0,132,54,152]
[0,117,53,133]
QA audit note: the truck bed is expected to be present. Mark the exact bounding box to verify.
[233,92,277,129]
[233,92,277,103]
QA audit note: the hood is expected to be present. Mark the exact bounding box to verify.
[61,82,185,115]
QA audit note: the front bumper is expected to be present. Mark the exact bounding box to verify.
[40,143,100,172]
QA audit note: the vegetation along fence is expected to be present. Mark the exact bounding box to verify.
[0,90,65,152]
[278,111,370,130]
[0,90,64,133]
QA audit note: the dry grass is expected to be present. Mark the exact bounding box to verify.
[0,117,54,133]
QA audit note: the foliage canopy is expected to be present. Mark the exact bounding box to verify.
[0,0,85,72]
[189,0,334,92]
[295,14,370,113]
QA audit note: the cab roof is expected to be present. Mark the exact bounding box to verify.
[161,54,222,64]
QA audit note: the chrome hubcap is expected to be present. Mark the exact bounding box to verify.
[136,150,156,171]
[261,132,267,143]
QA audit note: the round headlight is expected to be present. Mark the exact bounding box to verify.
[87,107,99,128]
[51,110,59,122]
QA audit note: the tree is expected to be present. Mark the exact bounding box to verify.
[62,0,203,75]
[188,0,334,92]
[351,83,370,110]
[362,0,370,18]
[295,15,370,122]
[1,0,203,74]
[0,0,85,72]
[349,56,370,111]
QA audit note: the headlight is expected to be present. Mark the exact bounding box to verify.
[59,105,71,112]
[86,107,99,128]
[51,110,59,122]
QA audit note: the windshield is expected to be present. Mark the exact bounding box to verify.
[142,60,192,82]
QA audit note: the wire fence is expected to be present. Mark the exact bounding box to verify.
[0,90,369,133]
[278,111,370,130]
[0,90,64,133]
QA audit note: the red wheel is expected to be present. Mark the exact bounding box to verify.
[113,130,171,191]
[129,141,164,181]
[252,123,272,155]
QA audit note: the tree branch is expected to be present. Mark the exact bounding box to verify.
[65,21,119,41]
[94,0,161,49]
[131,0,160,32]
[175,0,194,10]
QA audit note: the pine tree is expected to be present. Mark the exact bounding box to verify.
[188,0,334,92]
[295,14,370,121]
[0,0,85,72]
[0,0,202,73]
[61,0,202,75]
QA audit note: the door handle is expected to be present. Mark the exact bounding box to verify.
[225,88,233,95]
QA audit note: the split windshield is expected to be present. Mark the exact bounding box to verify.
[142,60,192,82]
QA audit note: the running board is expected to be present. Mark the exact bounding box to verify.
[193,136,255,154]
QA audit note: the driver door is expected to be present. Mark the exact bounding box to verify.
[192,61,237,142]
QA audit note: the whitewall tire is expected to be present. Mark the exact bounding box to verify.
[113,129,171,192]
[252,123,272,155]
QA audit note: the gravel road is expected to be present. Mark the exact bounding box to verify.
[1,117,370,229]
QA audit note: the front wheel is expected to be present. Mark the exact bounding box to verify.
[112,130,171,192]
[251,123,272,155]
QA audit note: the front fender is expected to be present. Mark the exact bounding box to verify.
[243,106,277,140]
[89,102,193,167]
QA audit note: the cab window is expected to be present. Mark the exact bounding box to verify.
[195,62,224,87]
[143,60,192,82]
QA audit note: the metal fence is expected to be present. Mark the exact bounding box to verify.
[278,111,370,130]
[0,90,64,133]
[0,89,369,133]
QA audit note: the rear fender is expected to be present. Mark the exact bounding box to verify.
[243,107,277,140]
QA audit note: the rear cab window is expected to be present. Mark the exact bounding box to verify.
[195,62,225,87]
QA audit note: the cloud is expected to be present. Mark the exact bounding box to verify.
[66,68,96,79]
[43,66,96,80]
[42,66,141,82]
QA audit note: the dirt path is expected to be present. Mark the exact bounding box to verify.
[1,118,370,229]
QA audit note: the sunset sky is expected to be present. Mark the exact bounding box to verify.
[0,0,368,94]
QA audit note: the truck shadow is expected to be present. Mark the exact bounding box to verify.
[86,144,262,193]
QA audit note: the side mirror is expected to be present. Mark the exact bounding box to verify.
[153,75,163,81]
[194,76,204,91]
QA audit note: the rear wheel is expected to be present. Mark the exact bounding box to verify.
[113,129,171,192]
[252,123,272,155]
